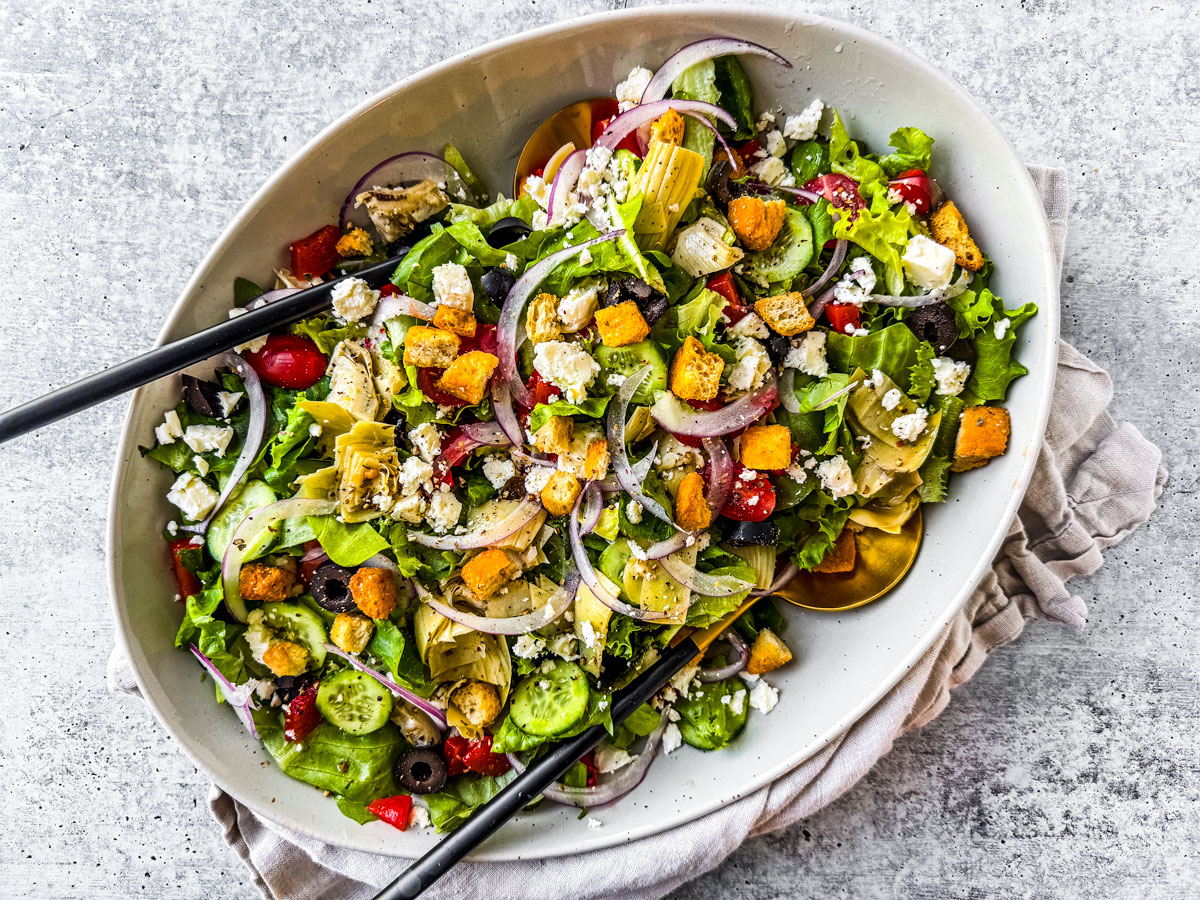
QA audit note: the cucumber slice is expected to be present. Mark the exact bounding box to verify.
[259,603,328,670]
[510,660,590,737]
[206,479,277,562]
[594,340,668,405]
[317,669,393,736]
[740,208,814,286]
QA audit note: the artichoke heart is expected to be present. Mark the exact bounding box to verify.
[327,421,402,522]
[846,369,940,475]
[630,141,705,251]
[849,493,922,534]
[670,217,745,277]
[327,340,381,421]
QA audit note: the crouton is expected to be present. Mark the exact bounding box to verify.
[594,301,650,348]
[754,292,815,337]
[433,304,477,338]
[728,196,787,251]
[262,640,309,677]
[583,438,611,481]
[725,146,751,180]
[238,562,296,604]
[740,424,792,471]
[813,528,856,573]
[349,566,398,620]
[461,548,519,600]
[952,406,1011,472]
[929,201,984,272]
[335,227,374,258]
[450,680,503,728]
[330,612,375,654]
[674,471,712,531]
[541,470,583,517]
[649,108,686,146]
[746,628,793,675]
[670,336,725,402]
[436,351,499,405]
[532,415,574,455]
[403,325,460,368]
[526,292,563,344]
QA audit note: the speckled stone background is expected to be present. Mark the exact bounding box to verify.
[0,0,1194,897]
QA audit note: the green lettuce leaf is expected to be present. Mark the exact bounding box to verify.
[255,717,404,801]
[529,396,611,433]
[878,127,935,178]
[367,618,436,696]
[425,770,517,833]
[826,323,925,393]
[307,516,390,566]
[713,56,757,139]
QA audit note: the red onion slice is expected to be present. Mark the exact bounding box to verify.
[498,231,626,407]
[490,381,555,468]
[803,239,848,299]
[594,99,737,162]
[579,485,603,537]
[180,352,267,538]
[371,293,436,326]
[323,643,446,730]
[257,288,301,305]
[548,149,587,225]
[701,437,734,516]
[651,371,777,437]
[696,630,749,683]
[189,644,259,739]
[441,421,510,467]
[752,561,800,597]
[644,531,691,560]
[408,496,542,551]
[867,272,972,307]
[221,497,338,622]
[423,572,580,636]
[506,711,669,807]
[607,366,673,528]
[748,182,824,206]
[779,368,801,414]
[658,551,751,597]
[641,38,792,104]
[807,285,837,321]
[339,151,469,233]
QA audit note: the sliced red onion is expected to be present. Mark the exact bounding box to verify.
[221,497,338,622]
[651,371,777,438]
[339,151,469,232]
[803,239,848,299]
[442,421,510,467]
[371,292,435,326]
[548,149,586,225]
[569,482,671,621]
[180,352,267,538]
[506,711,669,807]
[408,496,542,551]
[808,284,837,321]
[542,142,577,183]
[257,288,301,305]
[189,644,259,739]
[597,439,658,493]
[658,551,751,597]
[323,643,446,730]
[696,630,749,682]
[641,38,791,104]
[490,381,555,468]
[300,544,329,569]
[867,271,973,307]
[779,368,801,414]
[748,182,823,205]
[607,366,673,528]
[701,436,734,516]
[423,572,579,636]
[579,485,603,537]
[498,231,626,407]
[594,99,737,162]
[644,531,691,560]
[752,561,800,597]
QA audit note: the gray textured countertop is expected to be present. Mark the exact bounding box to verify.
[1,0,1195,897]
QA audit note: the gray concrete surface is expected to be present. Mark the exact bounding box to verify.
[0,0,1195,897]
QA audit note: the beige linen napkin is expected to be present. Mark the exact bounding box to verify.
[108,165,1167,900]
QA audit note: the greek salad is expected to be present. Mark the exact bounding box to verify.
[144,37,1036,833]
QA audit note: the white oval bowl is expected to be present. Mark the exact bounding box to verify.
[108,5,1058,861]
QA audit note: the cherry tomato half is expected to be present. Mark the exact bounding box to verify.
[245,334,328,389]
[524,371,560,408]
[167,537,202,600]
[459,322,497,356]
[887,168,933,215]
[417,366,468,407]
[825,302,862,336]
[707,272,751,325]
[366,795,414,832]
[298,540,327,586]
[803,174,866,216]
[719,462,776,522]
[289,224,342,281]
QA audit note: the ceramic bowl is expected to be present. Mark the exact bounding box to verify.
[108,5,1059,860]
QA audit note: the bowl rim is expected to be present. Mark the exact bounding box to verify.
[107,3,1060,860]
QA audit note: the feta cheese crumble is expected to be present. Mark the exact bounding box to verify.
[330,276,381,322]
[901,235,956,291]
[482,454,516,490]
[408,422,442,464]
[408,805,431,829]
[931,357,971,396]
[615,66,653,110]
[662,722,683,754]
[994,318,1011,340]
[431,262,474,311]
[192,455,210,477]
[816,455,857,498]
[426,488,462,534]
[891,408,929,442]
[511,634,546,659]
[155,410,183,445]
[626,500,643,524]
[524,465,555,496]
[784,331,829,377]
[763,128,787,158]
[728,312,769,339]
[594,742,636,774]
[881,388,903,411]
[217,390,244,417]
[182,424,234,457]
[532,340,600,404]
[167,472,219,521]
[557,280,602,333]
[747,678,779,714]
[748,156,795,188]
[727,337,771,393]
[783,99,824,141]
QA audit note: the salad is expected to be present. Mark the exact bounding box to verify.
[144,38,1036,834]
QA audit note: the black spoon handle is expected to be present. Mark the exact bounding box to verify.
[0,256,404,446]
[373,637,701,900]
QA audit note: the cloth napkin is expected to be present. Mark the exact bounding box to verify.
[108,165,1167,900]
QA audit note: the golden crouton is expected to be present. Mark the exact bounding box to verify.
[533,415,574,455]
[669,336,725,402]
[930,201,984,272]
[403,325,460,368]
[433,304,477,338]
[740,424,792,470]
[349,566,398,620]
[335,227,374,258]
[728,196,787,252]
[239,562,296,604]
[330,612,375,654]
[952,406,1011,472]
[594,301,650,348]
[674,471,712,531]
[649,109,686,146]
[746,628,793,675]
[754,292,815,337]
[725,146,751,180]
[450,680,502,728]
[262,640,309,677]
[583,438,611,481]
[526,292,563,344]
[461,548,519,600]
[813,528,857,573]
[436,351,499,405]
[540,470,583,517]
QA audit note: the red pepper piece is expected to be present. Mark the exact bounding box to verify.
[367,794,414,831]
[289,225,342,280]
[168,537,202,600]
[461,734,512,777]
[825,302,862,336]
[283,681,322,743]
